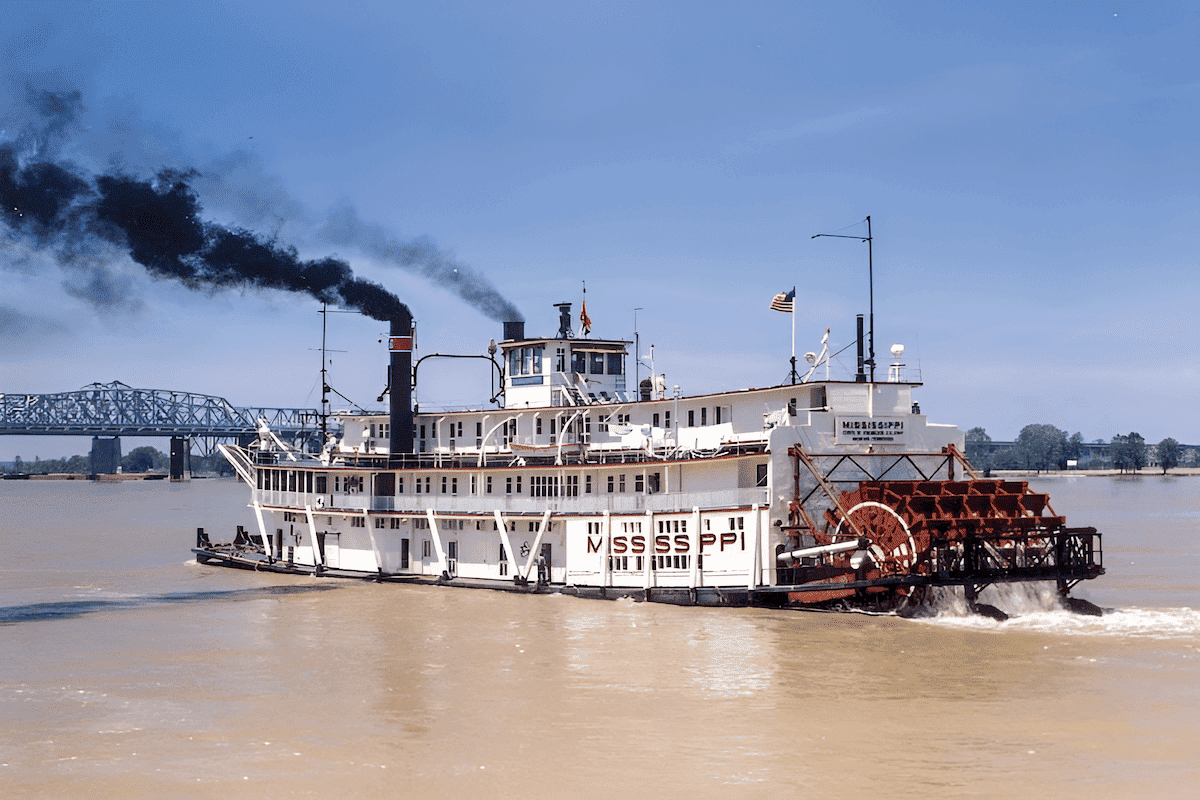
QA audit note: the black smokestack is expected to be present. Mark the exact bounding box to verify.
[389,312,414,461]
[855,314,866,383]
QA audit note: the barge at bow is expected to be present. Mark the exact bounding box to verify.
[197,303,1103,617]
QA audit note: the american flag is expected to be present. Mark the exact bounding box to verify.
[769,288,795,313]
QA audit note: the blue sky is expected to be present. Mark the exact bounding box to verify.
[2,0,1197,460]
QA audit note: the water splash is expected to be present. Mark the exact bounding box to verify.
[908,581,1200,640]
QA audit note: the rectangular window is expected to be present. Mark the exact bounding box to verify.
[589,353,604,374]
[585,474,592,494]
[316,475,327,494]
[607,353,622,374]
[653,413,660,427]
[571,351,587,373]
[618,474,626,493]
[607,475,614,493]
[487,475,493,494]
[756,463,768,487]
[533,346,543,374]
[375,517,386,528]
[556,347,566,372]
[716,406,723,424]
[635,474,644,493]
[422,540,431,557]
[664,411,671,429]
[516,476,522,493]
[452,477,458,495]
[351,517,365,528]
[500,544,508,576]
[688,409,694,427]
[701,407,707,426]
[506,477,513,494]
[536,417,543,435]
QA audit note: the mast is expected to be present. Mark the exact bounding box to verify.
[812,216,875,381]
[866,215,875,383]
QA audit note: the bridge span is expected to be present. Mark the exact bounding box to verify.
[1,381,323,477]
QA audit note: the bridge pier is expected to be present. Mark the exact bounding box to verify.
[170,436,192,482]
[90,437,121,475]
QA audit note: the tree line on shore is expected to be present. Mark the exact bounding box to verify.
[965,424,1194,474]
[1,447,234,476]
[4,428,1194,477]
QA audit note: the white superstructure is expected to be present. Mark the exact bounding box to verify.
[209,304,963,605]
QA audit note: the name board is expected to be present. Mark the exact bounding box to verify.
[835,416,906,444]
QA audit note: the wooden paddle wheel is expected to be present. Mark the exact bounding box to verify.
[775,445,1105,616]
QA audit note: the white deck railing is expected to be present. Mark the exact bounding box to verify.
[252,487,769,515]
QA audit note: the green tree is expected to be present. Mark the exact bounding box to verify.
[122,446,163,473]
[1127,432,1147,472]
[1157,437,1181,474]
[964,427,993,471]
[1109,434,1129,472]
[1014,423,1068,472]
[1110,432,1148,473]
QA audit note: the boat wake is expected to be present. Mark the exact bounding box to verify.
[908,583,1200,640]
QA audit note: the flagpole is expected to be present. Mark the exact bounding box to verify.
[789,285,797,384]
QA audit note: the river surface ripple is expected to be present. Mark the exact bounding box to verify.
[1,476,1197,798]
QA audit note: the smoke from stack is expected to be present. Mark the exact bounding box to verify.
[1,85,521,326]
[1,150,407,323]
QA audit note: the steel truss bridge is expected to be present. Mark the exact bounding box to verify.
[0,381,323,456]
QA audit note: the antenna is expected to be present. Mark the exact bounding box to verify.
[813,216,875,382]
[633,307,643,389]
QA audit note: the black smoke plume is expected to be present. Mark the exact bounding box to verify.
[320,203,522,323]
[0,150,408,323]
[2,87,521,324]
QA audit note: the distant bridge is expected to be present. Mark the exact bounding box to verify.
[1,381,323,473]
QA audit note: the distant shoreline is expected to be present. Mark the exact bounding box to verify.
[988,468,1200,478]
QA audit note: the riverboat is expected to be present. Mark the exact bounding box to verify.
[197,303,1104,618]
